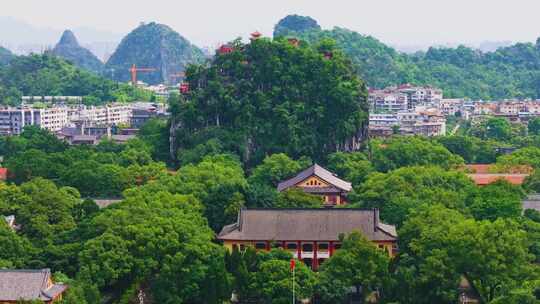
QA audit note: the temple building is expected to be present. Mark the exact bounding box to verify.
[218,208,398,270]
[0,269,67,303]
[277,164,352,206]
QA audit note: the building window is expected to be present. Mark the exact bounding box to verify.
[302,243,313,252]
[239,244,246,251]
[286,243,297,250]
[334,243,342,250]
[318,243,329,251]
[255,242,266,250]
[272,242,283,249]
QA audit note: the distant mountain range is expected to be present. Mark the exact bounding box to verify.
[2,15,540,99]
[0,16,121,60]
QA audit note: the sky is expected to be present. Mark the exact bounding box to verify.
[3,0,540,48]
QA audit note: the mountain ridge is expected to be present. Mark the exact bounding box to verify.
[105,22,204,85]
[51,30,104,74]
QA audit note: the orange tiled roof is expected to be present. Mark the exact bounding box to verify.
[465,164,492,174]
[468,174,528,186]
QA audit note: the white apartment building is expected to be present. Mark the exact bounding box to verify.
[439,99,464,116]
[76,104,132,126]
[369,92,408,113]
[369,84,443,113]
[0,107,69,135]
[369,109,446,137]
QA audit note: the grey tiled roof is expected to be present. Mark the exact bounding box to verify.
[218,208,397,242]
[277,164,352,192]
[0,269,67,301]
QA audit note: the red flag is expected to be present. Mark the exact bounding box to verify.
[290,259,296,271]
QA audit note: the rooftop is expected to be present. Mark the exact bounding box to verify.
[277,164,352,192]
[0,269,67,301]
[468,173,528,186]
[218,208,397,242]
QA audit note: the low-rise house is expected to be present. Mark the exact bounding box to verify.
[464,164,530,186]
[0,269,67,303]
[277,164,352,206]
[468,173,528,186]
[218,208,397,270]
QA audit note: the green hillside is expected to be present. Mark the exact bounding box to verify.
[106,22,205,85]
[0,54,151,105]
[275,15,540,100]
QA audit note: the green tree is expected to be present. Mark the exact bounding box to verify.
[275,188,323,208]
[254,258,317,304]
[351,166,475,225]
[467,180,524,221]
[318,232,390,303]
[248,153,311,187]
[529,117,540,136]
[371,137,464,172]
[396,205,536,304]
[172,37,369,166]
[326,152,373,185]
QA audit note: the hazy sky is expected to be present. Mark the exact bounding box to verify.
[3,0,540,47]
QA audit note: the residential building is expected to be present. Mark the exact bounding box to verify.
[277,164,352,206]
[439,99,464,116]
[369,84,443,114]
[468,173,528,186]
[218,208,398,270]
[369,108,446,137]
[369,91,408,113]
[0,269,67,303]
[129,102,168,128]
[75,103,132,126]
[0,106,69,135]
[464,164,530,186]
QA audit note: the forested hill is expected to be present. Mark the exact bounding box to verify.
[0,54,152,105]
[275,15,540,100]
[0,46,14,66]
[51,30,104,74]
[172,38,369,166]
[105,22,205,85]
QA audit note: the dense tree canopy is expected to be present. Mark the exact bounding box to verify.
[276,15,540,99]
[351,166,475,225]
[0,54,152,105]
[371,136,464,172]
[172,37,369,166]
[396,205,536,304]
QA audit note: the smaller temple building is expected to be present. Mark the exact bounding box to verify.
[218,208,397,270]
[0,269,67,303]
[277,164,352,206]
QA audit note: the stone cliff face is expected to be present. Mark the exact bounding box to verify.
[52,30,104,74]
[105,22,204,85]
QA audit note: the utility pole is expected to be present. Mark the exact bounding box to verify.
[291,259,296,304]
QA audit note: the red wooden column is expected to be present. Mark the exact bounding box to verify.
[313,241,318,270]
[266,241,270,251]
[297,241,302,260]
[329,241,334,257]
